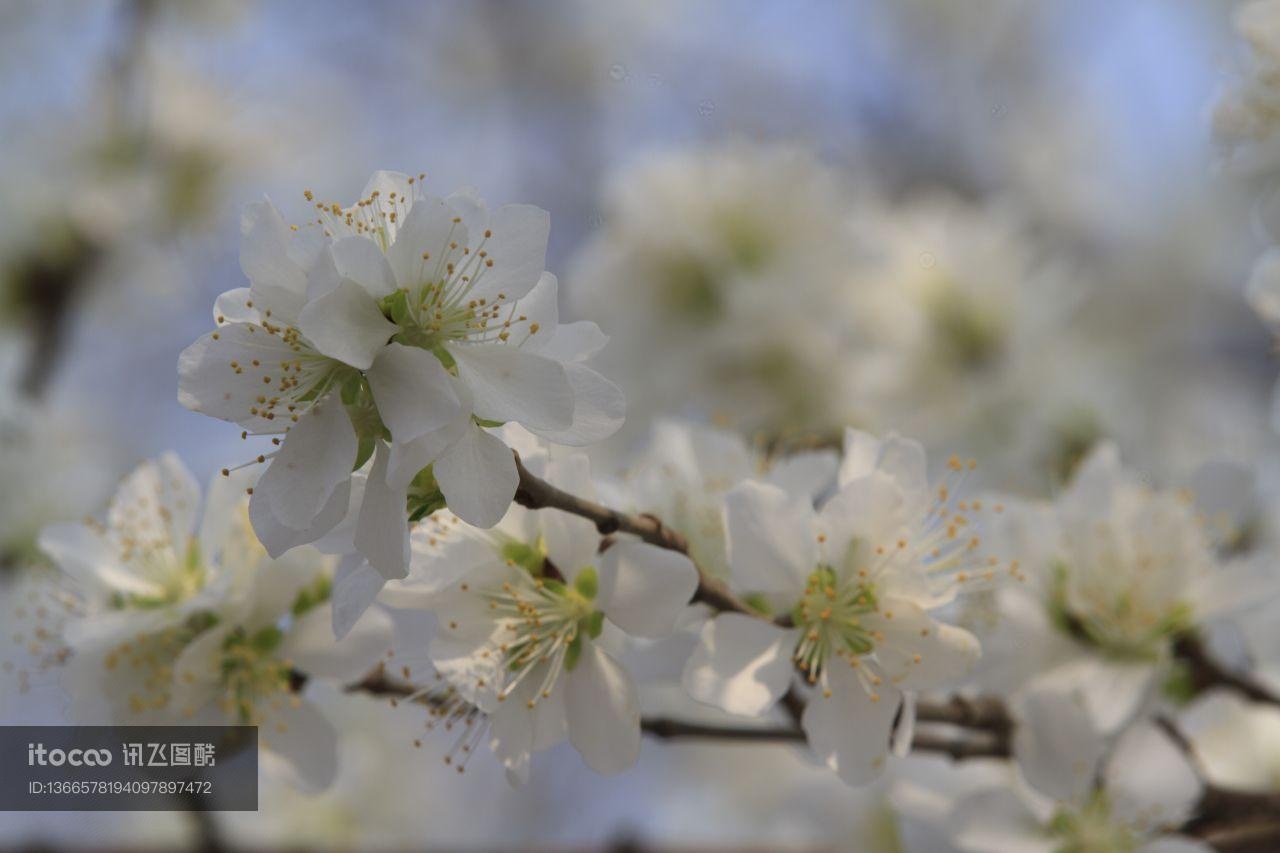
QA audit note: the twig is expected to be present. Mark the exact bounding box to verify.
[1174,634,1280,707]
[512,454,759,618]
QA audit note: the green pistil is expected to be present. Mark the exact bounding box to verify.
[218,625,292,723]
[791,565,878,685]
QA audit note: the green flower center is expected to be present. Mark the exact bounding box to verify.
[1047,562,1193,661]
[217,625,292,724]
[487,564,602,707]
[791,565,879,691]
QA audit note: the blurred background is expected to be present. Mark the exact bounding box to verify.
[1,0,1277,848]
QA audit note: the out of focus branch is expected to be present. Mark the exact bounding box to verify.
[512,454,758,618]
[1174,634,1280,708]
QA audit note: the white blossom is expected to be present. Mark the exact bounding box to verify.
[683,430,995,785]
[179,171,623,580]
[980,444,1275,734]
[375,441,696,781]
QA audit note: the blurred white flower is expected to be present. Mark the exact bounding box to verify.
[845,192,1086,488]
[568,142,864,437]
[980,444,1276,734]
[897,686,1207,852]
[169,544,391,793]
[683,430,993,785]
[1181,690,1280,794]
[1213,0,1280,175]
[35,453,391,791]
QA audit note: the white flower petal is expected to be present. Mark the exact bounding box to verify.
[816,472,907,566]
[682,614,795,717]
[507,272,560,350]
[1247,245,1280,327]
[38,522,158,597]
[213,287,259,325]
[1011,685,1105,803]
[863,597,981,690]
[297,279,397,370]
[365,343,462,443]
[801,664,899,786]
[240,199,306,320]
[598,541,698,639]
[527,363,625,446]
[260,699,338,794]
[283,603,392,682]
[565,643,641,775]
[839,428,882,487]
[450,343,574,431]
[108,453,201,561]
[257,402,357,532]
[249,476,351,558]
[539,454,599,574]
[387,195,465,288]
[171,624,232,714]
[330,235,398,298]
[724,480,818,593]
[948,788,1053,853]
[764,449,838,500]
[353,443,411,580]
[433,422,519,528]
[178,322,314,432]
[533,321,609,363]
[468,203,550,303]
[1105,721,1203,830]
[489,675,568,776]
[381,526,499,607]
[330,554,387,640]
[1028,656,1155,735]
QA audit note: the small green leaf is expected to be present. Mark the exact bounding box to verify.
[584,610,604,639]
[474,417,506,429]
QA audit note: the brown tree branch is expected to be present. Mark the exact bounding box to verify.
[512,453,760,618]
[1174,634,1280,707]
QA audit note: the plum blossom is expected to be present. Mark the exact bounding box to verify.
[36,453,391,790]
[374,439,697,781]
[36,453,239,723]
[978,444,1276,735]
[178,171,623,581]
[683,430,997,785]
[567,143,864,437]
[895,686,1208,853]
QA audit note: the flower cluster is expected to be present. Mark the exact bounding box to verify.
[14,164,1280,853]
[34,455,391,791]
[178,171,623,582]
